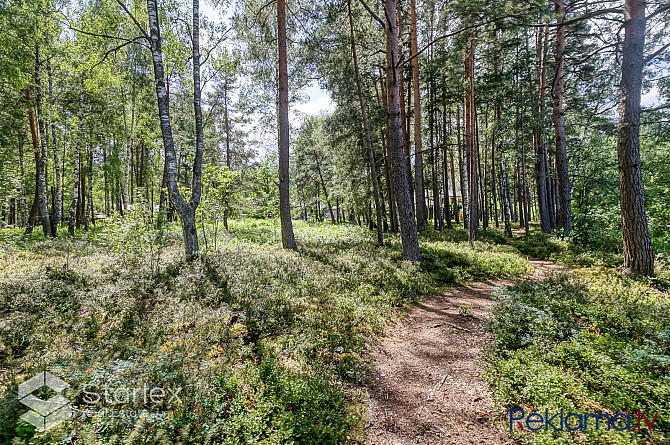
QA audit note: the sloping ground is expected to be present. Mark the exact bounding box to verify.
[363,260,559,445]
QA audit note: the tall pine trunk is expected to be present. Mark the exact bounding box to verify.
[457,106,468,230]
[441,103,452,229]
[47,59,61,233]
[500,154,513,237]
[535,24,551,233]
[409,0,426,230]
[384,0,421,260]
[68,76,84,236]
[84,148,93,230]
[223,80,231,230]
[277,0,297,249]
[396,3,414,211]
[35,47,52,237]
[617,0,654,276]
[464,34,478,244]
[552,0,571,234]
[24,86,40,235]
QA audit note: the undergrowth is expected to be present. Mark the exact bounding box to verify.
[485,271,670,444]
[0,218,529,444]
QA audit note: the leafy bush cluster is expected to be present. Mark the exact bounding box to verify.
[0,219,529,444]
[514,231,625,270]
[485,271,670,444]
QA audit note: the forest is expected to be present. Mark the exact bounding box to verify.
[0,0,669,442]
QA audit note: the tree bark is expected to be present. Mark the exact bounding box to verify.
[395,3,414,211]
[68,76,84,236]
[25,86,40,235]
[552,0,571,234]
[84,148,93,230]
[276,0,297,249]
[409,0,426,230]
[450,148,459,225]
[464,34,478,244]
[47,58,61,233]
[546,150,556,228]
[103,141,110,216]
[441,104,452,229]
[500,153,513,237]
[617,0,654,276]
[521,122,530,236]
[223,79,231,230]
[533,24,551,233]
[34,47,52,237]
[377,65,399,233]
[430,100,441,230]
[146,0,203,259]
[457,105,468,230]
[385,0,421,260]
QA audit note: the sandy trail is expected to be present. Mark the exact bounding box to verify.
[363,258,561,445]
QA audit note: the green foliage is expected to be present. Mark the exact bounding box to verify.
[513,231,624,270]
[485,272,670,444]
[0,219,529,443]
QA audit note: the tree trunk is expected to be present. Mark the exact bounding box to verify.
[457,106,468,230]
[441,104,452,229]
[546,151,556,228]
[146,0,203,259]
[25,86,40,235]
[431,104,441,230]
[479,107,488,229]
[382,130,398,232]
[617,0,654,276]
[396,4,415,211]
[534,24,551,233]
[450,148,459,225]
[552,0,571,234]
[385,0,421,260]
[521,135,530,236]
[103,141,110,216]
[68,76,84,236]
[47,59,61,233]
[223,79,231,230]
[34,47,52,237]
[464,35,478,243]
[17,131,27,226]
[409,0,426,230]
[501,153,513,237]
[516,163,524,226]
[276,0,297,249]
[85,148,93,230]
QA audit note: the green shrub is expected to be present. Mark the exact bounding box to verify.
[0,218,531,444]
[485,271,670,444]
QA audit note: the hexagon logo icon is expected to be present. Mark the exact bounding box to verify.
[18,371,72,432]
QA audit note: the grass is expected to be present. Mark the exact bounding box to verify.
[0,218,529,444]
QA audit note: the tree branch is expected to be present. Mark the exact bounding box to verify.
[357,0,384,27]
[115,0,150,42]
[645,41,670,64]
[641,103,670,113]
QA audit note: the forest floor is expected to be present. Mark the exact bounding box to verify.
[2,221,668,444]
[363,257,562,445]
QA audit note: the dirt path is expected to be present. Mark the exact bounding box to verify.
[363,259,561,445]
